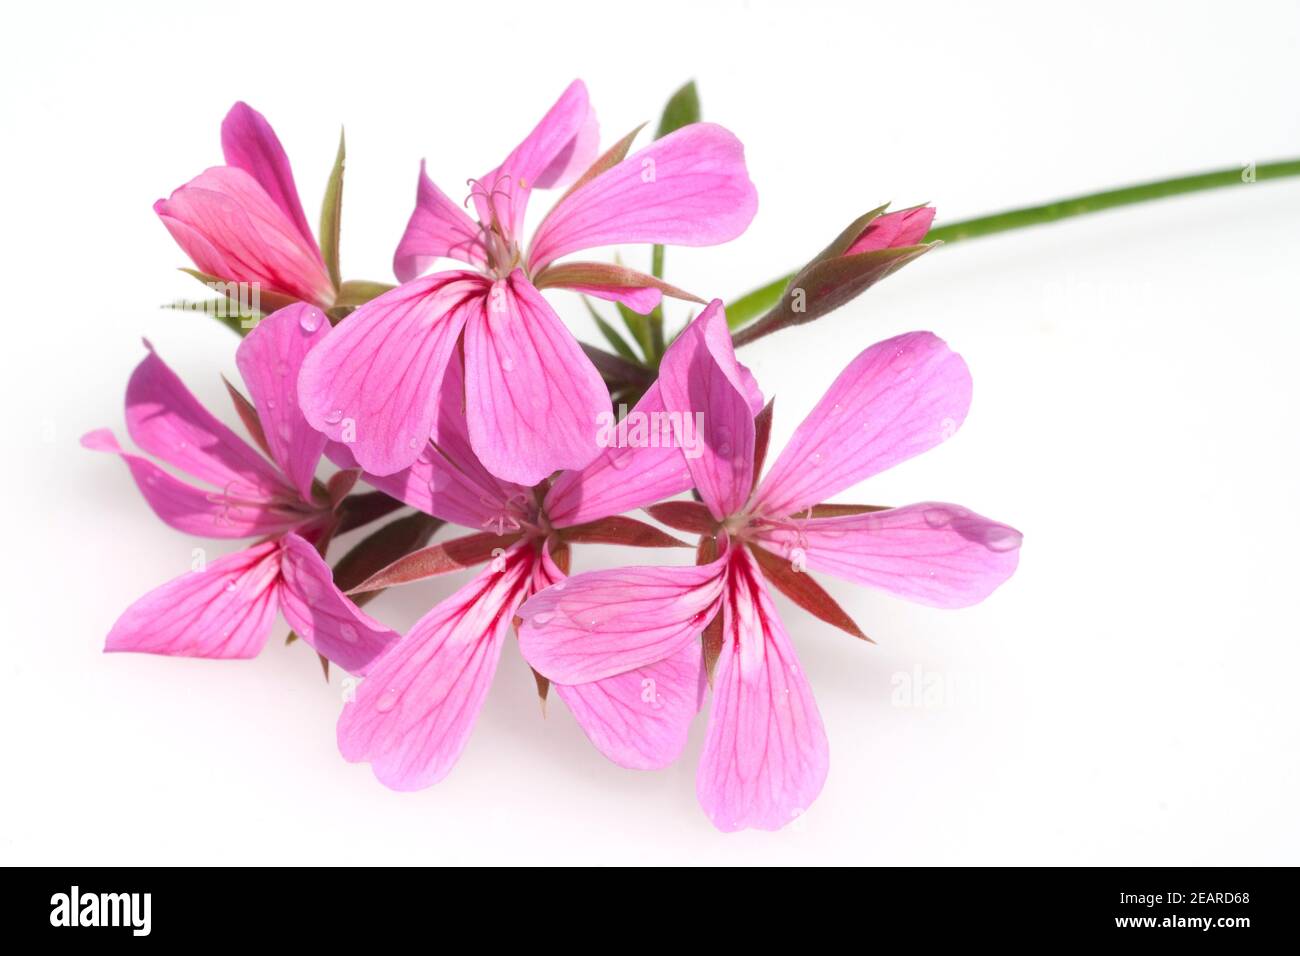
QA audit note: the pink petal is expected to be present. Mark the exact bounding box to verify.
[565,283,662,314]
[658,300,756,519]
[754,332,972,518]
[527,123,758,272]
[235,302,330,502]
[752,502,1022,608]
[555,640,705,770]
[125,342,288,500]
[105,541,282,658]
[543,382,694,528]
[82,429,299,538]
[698,547,828,831]
[297,271,483,477]
[276,534,399,674]
[325,354,532,530]
[517,556,728,685]
[473,79,597,240]
[220,101,320,258]
[392,160,490,281]
[463,272,609,485]
[337,544,534,790]
[155,166,333,307]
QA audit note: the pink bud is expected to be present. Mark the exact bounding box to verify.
[843,206,935,256]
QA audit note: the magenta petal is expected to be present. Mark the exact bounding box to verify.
[297,272,482,477]
[754,502,1022,608]
[517,557,727,685]
[474,79,596,239]
[82,429,297,538]
[235,303,330,502]
[105,541,281,658]
[543,382,694,528]
[698,547,828,832]
[125,343,287,500]
[337,545,534,790]
[528,122,758,272]
[220,101,319,257]
[155,167,333,307]
[325,354,532,529]
[276,534,399,674]
[555,639,705,770]
[658,300,756,519]
[463,273,609,485]
[565,283,662,315]
[393,160,490,281]
[754,332,972,518]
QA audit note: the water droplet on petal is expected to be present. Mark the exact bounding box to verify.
[809,451,823,466]
[324,409,344,425]
[408,437,422,450]
[533,611,555,625]
[339,624,359,645]
[501,356,515,372]
[375,686,402,713]
[829,402,843,416]
[299,309,323,332]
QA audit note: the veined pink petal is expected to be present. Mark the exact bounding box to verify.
[463,272,609,485]
[235,303,330,502]
[105,541,282,658]
[754,332,972,518]
[220,101,319,257]
[527,123,758,272]
[125,342,288,500]
[155,166,334,307]
[658,300,755,520]
[337,543,534,790]
[698,546,828,832]
[276,534,399,674]
[543,382,693,528]
[393,160,489,281]
[517,555,728,685]
[473,79,597,239]
[297,271,483,477]
[325,354,532,530]
[753,502,1022,608]
[82,429,300,539]
[555,640,705,770]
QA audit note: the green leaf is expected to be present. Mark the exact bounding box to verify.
[725,276,788,330]
[616,300,651,358]
[655,80,700,139]
[320,128,345,291]
[582,297,640,362]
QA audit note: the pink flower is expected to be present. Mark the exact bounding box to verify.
[297,79,758,485]
[517,305,1022,830]
[84,303,394,674]
[155,102,336,310]
[332,315,765,788]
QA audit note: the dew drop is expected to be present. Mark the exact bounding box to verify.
[408,437,423,450]
[809,451,823,466]
[375,686,402,713]
[533,611,555,625]
[339,624,359,645]
[501,356,515,372]
[299,309,323,332]
[324,409,344,425]
[829,402,843,416]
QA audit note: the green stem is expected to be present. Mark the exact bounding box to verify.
[727,158,1300,329]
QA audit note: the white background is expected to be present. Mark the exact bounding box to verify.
[2,0,1298,865]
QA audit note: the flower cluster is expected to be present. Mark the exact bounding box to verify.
[89,81,1021,831]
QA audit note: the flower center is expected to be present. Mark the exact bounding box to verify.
[466,176,523,279]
